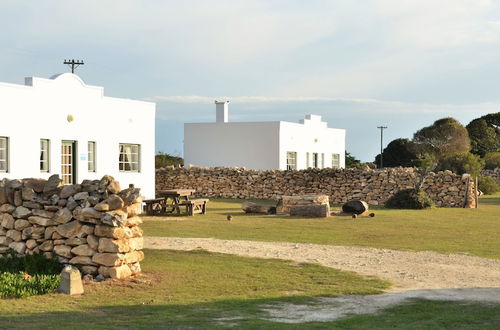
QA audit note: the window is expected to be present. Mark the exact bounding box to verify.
[332,153,340,168]
[286,152,297,170]
[321,153,325,168]
[88,141,96,172]
[306,152,310,168]
[40,139,50,172]
[119,143,140,172]
[312,153,319,168]
[0,137,8,173]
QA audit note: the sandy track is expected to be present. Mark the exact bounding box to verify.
[145,237,500,292]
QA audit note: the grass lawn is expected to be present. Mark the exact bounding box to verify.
[0,249,389,328]
[142,194,500,259]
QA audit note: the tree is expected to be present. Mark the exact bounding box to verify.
[435,152,484,176]
[345,151,361,168]
[484,152,500,170]
[413,117,470,156]
[466,112,500,157]
[155,152,183,168]
[374,138,419,167]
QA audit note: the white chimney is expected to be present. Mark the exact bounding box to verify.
[215,100,229,123]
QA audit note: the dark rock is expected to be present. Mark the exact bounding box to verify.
[342,200,369,215]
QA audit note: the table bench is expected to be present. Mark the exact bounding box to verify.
[143,198,167,215]
[182,199,209,216]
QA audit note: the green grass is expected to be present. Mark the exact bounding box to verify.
[0,249,389,328]
[142,194,500,259]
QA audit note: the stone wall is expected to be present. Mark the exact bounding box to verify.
[0,175,144,280]
[482,169,500,185]
[156,167,477,208]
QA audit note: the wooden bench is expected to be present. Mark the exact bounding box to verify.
[184,199,209,216]
[143,198,167,215]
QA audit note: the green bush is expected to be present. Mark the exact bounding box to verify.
[435,152,484,176]
[484,152,500,170]
[385,189,434,209]
[478,176,500,195]
[0,250,63,275]
[0,272,60,298]
[0,251,63,298]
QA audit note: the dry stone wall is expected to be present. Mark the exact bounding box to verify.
[156,167,477,208]
[0,175,144,280]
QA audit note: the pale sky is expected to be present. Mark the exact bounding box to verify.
[1,0,499,161]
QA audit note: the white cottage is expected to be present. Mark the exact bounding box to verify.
[184,101,345,170]
[0,73,155,198]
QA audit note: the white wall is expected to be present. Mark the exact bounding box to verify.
[279,116,345,170]
[184,122,280,169]
[0,73,156,198]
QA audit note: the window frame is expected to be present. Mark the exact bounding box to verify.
[0,137,8,173]
[40,139,50,173]
[332,153,340,168]
[312,152,319,169]
[119,143,141,172]
[88,141,96,172]
[286,151,297,170]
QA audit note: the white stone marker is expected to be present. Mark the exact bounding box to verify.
[59,265,84,295]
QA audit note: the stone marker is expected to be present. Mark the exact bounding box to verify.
[289,204,330,217]
[59,265,84,295]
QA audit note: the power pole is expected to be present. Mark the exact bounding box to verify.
[377,126,388,169]
[63,59,84,73]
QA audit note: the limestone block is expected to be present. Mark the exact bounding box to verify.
[94,225,132,239]
[81,265,98,275]
[32,209,55,218]
[107,194,124,211]
[14,219,30,231]
[39,240,54,252]
[129,262,142,275]
[101,210,128,227]
[59,265,84,295]
[92,253,125,267]
[0,236,13,246]
[125,216,143,227]
[53,244,72,258]
[6,229,22,242]
[69,256,96,266]
[0,204,15,213]
[98,238,130,253]
[125,203,142,217]
[124,250,144,264]
[9,241,26,254]
[56,221,82,238]
[81,207,103,220]
[128,237,143,251]
[28,216,56,226]
[71,244,96,256]
[12,206,31,219]
[1,213,15,229]
[86,234,99,250]
[53,208,73,224]
[65,237,87,246]
[108,264,132,279]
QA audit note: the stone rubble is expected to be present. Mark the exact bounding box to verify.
[0,175,144,279]
[156,167,477,208]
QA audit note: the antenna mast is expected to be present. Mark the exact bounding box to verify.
[63,59,84,73]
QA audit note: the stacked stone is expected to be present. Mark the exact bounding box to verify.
[279,195,329,213]
[156,167,476,208]
[481,169,500,185]
[0,175,144,280]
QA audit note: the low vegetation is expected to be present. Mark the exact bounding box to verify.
[155,152,183,168]
[142,194,500,259]
[385,188,434,209]
[0,250,62,298]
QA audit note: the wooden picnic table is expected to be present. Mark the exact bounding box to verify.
[157,189,196,214]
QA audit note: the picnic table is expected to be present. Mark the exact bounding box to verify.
[157,189,196,214]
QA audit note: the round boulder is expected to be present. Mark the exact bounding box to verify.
[342,200,369,215]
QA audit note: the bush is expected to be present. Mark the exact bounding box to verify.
[0,251,63,298]
[435,152,484,176]
[478,176,500,195]
[0,250,63,275]
[385,189,434,209]
[484,152,500,170]
[0,272,60,298]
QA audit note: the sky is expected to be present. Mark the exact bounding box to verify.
[1,0,500,161]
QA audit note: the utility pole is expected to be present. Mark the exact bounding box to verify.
[377,126,388,169]
[63,59,84,73]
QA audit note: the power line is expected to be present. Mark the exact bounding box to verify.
[63,59,84,73]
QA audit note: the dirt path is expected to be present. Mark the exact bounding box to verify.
[145,237,500,291]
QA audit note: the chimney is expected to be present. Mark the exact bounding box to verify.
[215,100,229,123]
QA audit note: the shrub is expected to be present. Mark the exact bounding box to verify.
[0,272,60,298]
[478,176,500,195]
[435,152,484,176]
[0,250,63,275]
[385,189,434,209]
[0,251,63,298]
[484,152,500,170]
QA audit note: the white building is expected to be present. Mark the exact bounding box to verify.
[184,101,345,170]
[0,73,156,198]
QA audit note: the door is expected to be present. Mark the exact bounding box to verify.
[61,141,77,185]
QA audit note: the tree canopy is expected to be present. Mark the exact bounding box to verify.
[345,151,361,168]
[374,138,419,167]
[413,117,470,155]
[466,112,500,157]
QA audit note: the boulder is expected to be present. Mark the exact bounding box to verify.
[342,200,369,215]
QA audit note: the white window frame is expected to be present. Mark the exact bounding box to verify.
[321,153,325,169]
[88,141,96,172]
[312,152,319,168]
[40,139,50,173]
[119,143,140,172]
[332,153,340,168]
[306,152,310,168]
[286,151,297,170]
[0,137,8,173]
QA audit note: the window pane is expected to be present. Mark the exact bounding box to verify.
[119,143,140,172]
